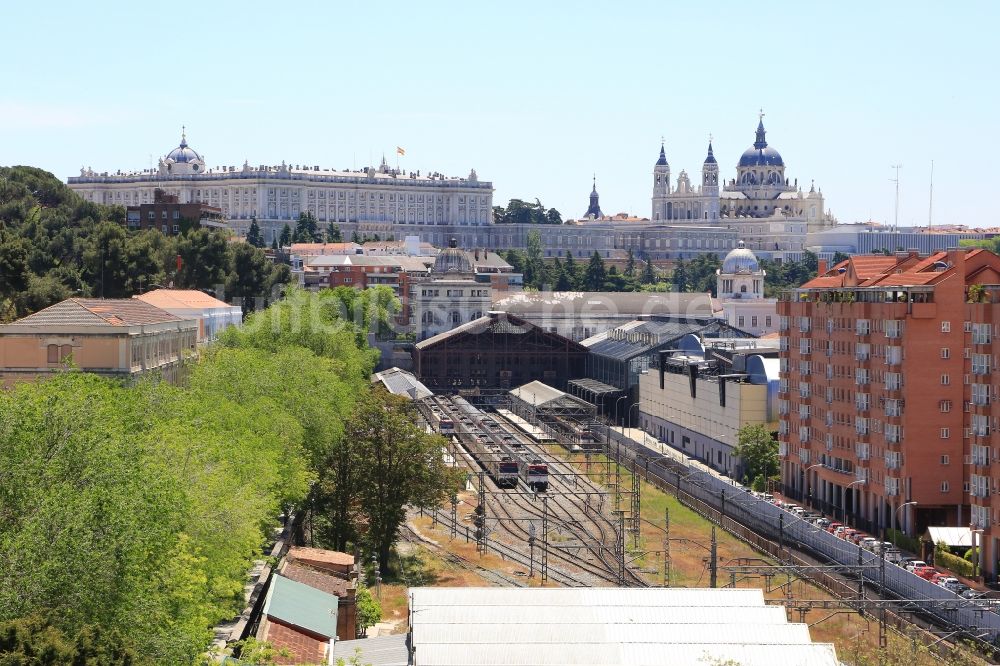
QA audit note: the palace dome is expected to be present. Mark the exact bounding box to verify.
[165,132,202,163]
[721,240,760,274]
[433,238,473,274]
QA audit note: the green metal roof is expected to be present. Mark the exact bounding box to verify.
[264,574,339,638]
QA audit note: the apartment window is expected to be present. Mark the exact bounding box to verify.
[856,319,871,335]
[940,374,950,385]
[972,323,992,345]
[885,320,903,338]
[941,321,951,333]
[738,316,745,328]
[172,210,180,220]
[940,400,952,412]
[147,210,155,220]
[941,481,950,493]
[800,338,812,355]
[940,348,950,359]
[941,454,950,464]
[972,383,990,406]
[766,316,772,328]
[46,344,59,363]
[752,316,758,328]
[940,428,950,439]
[161,210,168,219]
[172,224,179,233]
[972,353,991,375]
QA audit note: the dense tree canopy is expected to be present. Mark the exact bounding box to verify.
[492,198,562,225]
[0,166,290,321]
[0,288,419,663]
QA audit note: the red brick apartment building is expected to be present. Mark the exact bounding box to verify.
[778,248,1000,580]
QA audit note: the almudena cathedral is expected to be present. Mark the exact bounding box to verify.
[66,118,868,262]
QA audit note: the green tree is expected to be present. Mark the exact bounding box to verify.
[624,249,636,278]
[545,207,563,224]
[246,218,265,248]
[226,243,272,315]
[355,584,382,636]
[604,265,626,291]
[327,223,343,243]
[671,259,689,292]
[350,391,461,569]
[0,615,136,666]
[641,259,657,285]
[832,251,850,265]
[584,251,606,291]
[81,221,129,298]
[279,224,292,247]
[563,251,580,289]
[293,212,320,243]
[733,423,779,489]
[174,228,228,290]
[124,229,170,294]
[524,229,546,289]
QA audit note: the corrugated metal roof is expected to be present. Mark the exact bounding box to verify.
[410,587,765,607]
[412,623,812,645]
[331,635,409,666]
[509,381,593,411]
[491,291,716,317]
[264,575,338,639]
[372,367,433,400]
[5,298,185,327]
[410,605,787,625]
[406,587,838,666]
[411,643,840,666]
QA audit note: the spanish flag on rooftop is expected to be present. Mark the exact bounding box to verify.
[396,146,405,156]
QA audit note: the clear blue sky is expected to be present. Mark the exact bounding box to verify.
[2,1,997,227]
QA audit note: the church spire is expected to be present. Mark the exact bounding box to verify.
[704,137,717,165]
[180,125,188,148]
[655,139,668,167]
[584,175,604,219]
[754,110,767,149]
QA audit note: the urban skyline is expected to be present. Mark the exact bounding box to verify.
[1,1,997,228]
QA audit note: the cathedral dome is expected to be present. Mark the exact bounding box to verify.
[433,238,473,273]
[738,145,783,168]
[738,118,783,168]
[165,131,202,164]
[721,240,760,274]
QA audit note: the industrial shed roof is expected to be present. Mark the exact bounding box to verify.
[509,381,593,411]
[371,367,433,400]
[406,587,840,666]
[582,319,752,362]
[491,291,718,317]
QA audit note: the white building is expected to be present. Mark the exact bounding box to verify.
[134,289,242,341]
[411,241,497,341]
[67,131,493,245]
[716,241,778,336]
[638,335,779,481]
[650,116,835,258]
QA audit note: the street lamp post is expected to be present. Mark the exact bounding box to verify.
[892,501,918,550]
[613,395,627,428]
[842,480,866,526]
[804,463,823,511]
[970,525,984,580]
[627,402,641,431]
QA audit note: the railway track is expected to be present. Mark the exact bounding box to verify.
[398,522,528,588]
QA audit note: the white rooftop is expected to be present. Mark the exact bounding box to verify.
[406,587,840,666]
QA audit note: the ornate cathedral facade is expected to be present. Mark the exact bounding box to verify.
[651,116,834,253]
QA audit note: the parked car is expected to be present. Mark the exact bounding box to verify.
[914,565,938,580]
[883,548,904,564]
[951,584,971,596]
[814,518,831,529]
[861,537,878,551]
[848,532,866,545]
[834,526,849,538]
[933,574,957,587]
[826,522,843,534]
[904,560,928,572]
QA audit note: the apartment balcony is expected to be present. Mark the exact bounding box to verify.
[821,463,853,477]
[855,443,871,461]
[778,442,789,457]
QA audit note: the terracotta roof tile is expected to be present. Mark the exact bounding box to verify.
[280,562,350,598]
[136,289,232,309]
[287,547,355,567]
[8,298,183,327]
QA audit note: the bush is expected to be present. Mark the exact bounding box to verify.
[937,550,975,578]
[885,529,920,554]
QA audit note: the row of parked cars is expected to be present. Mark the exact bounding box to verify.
[761,497,1000,606]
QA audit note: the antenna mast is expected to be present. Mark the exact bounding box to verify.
[890,164,902,231]
[928,160,934,229]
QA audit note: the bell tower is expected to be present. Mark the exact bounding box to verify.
[702,139,720,222]
[652,140,670,220]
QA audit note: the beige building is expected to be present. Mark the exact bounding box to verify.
[638,335,778,480]
[0,298,198,386]
[135,289,242,341]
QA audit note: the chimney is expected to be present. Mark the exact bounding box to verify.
[947,246,965,278]
[817,259,828,276]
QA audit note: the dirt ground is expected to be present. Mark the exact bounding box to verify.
[382,449,980,664]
